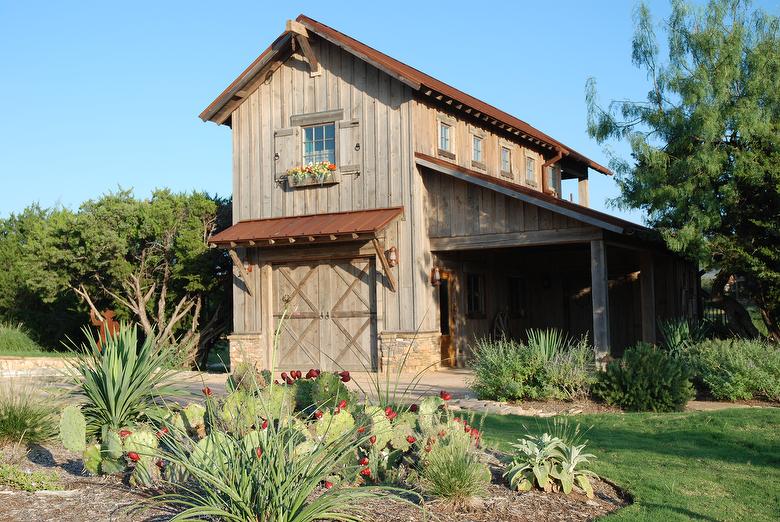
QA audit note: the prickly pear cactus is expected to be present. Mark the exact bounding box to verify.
[191,431,231,469]
[314,410,355,444]
[102,430,123,459]
[363,406,392,449]
[389,421,415,452]
[165,411,186,434]
[129,456,159,488]
[259,384,295,420]
[124,428,159,455]
[100,456,125,475]
[292,379,316,412]
[182,403,206,436]
[59,405,86,453]
[220,391,258,434]
[417,396,445,434]
[82,444,102,475]
[311,372,353,410]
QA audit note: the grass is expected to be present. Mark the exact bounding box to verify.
[482,408,780,521]
[0,385,58,446]
[0,322,61,356]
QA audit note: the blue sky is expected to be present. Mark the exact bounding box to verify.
[0,1,775,222]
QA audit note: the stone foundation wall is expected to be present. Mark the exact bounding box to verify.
[378,331,441,373]
[227,333,265,370]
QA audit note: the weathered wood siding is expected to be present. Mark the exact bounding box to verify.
[413,99,560,193]
[229,34,436,336]
[422,170,594,240]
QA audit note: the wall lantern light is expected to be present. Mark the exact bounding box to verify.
[385,246,398,267]
[430,267,441,286]
[243,259,253,273]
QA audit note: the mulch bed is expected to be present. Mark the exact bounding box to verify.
[0,442,629,522]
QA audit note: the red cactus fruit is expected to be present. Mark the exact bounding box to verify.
[261,419,269,430]
[281,372,288,381]
[359,457,369,465]
[324,480,333,489]
[409,404,419,413]
[127,452,140,462]
[119,429,132,439]
[439,390,452,401]
[338,399,348,409]
[314,410,324,419]
[357,426,366,433]
[406,435,416,444]
[156,427,169,438]
[369,435,377,445]
[306,368,320,379]
[255,447,263,458]
[202,387,212,396]
[359,467,371,477]
[338,370,351,382]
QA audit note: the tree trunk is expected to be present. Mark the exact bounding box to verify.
[709,270,760,338]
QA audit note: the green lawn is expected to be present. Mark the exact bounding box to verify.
[482,408,780,521]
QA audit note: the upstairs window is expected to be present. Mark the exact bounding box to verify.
[501,146,512,176]
[526,156,536,184]
[303,123,336,164]
[472,135,483,163]
[439,121,452,152]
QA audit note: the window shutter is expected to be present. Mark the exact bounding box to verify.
[337,119,361,174]
[274,127,300,177]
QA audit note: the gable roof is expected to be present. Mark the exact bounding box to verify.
[200,14,611,177]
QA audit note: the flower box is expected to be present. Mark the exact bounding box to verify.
[286,162,341,188]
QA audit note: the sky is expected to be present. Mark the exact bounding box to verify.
[0,0,776,223]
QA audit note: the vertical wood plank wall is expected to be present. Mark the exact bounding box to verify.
[229,35,437,336]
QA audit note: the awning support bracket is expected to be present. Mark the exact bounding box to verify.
[372,237,397,293]
[228,248,255,297]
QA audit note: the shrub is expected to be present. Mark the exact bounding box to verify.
[658,317,709,357]
[418,425,491,506]
[469,332,594,402]
[65,324,183,438]
[681,339,780,402]
[593,343,694,412]
[0,384,58,446]
[503,427,597,498]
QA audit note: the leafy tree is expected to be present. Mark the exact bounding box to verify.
[0,190,232,363]
[586,0,780,339]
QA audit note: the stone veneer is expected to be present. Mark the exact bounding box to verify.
[227,333,265,370]
[378,330,441,373]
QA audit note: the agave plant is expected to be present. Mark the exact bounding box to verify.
[65,324,183,437]
[658,317,709,357]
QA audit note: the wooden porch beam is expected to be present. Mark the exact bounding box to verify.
[428,227,602,251]
[228,248,255,297]
[590,239,610,368]
[372,238,397,293]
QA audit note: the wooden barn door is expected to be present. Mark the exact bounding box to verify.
[271,258,377,371]
[326,258,377,371]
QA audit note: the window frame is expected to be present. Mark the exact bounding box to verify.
[437,114,457,160]
[465,272,486,319]
[302,122,337,165]
[500,145,513,178]
[525,155,537,186]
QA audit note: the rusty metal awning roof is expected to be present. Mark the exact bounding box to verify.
[209,207,404,247]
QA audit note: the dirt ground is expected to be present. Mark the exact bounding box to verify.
[0,441,628,522]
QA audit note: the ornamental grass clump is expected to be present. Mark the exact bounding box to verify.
[65,324,184,437]
[0,384,58,446]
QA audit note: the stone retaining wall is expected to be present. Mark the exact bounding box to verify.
[0,356,71,376]
[378,330,441,373]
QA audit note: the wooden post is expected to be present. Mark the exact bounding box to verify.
[590,238,611,368]
[640,252,657,344]
[578,178,589,207]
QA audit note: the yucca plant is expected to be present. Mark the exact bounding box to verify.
[65,324,183,437]
[658,317,709,357]
[525,328,569,362]
[152,401,404,521]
